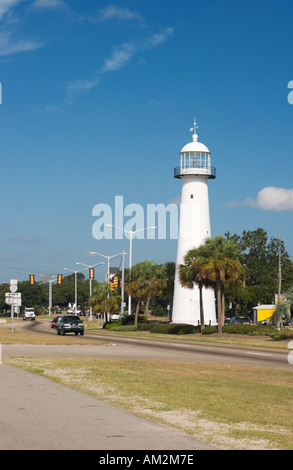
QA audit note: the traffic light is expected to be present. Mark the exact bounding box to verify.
[109,282,114,291]
[120,280,123,288]
[89,268,94,279]
[57,274,62,285]
[113,276,118,288]
[29,274,34,285]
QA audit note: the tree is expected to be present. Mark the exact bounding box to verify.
[272,287,293,328]
[179,253,210,332]
[91,282,120,317]
[180,236,244,333]
[129,261,168,318]
[125,278,148,326]
[225,229,293,313]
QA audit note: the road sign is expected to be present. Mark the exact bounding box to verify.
[10,279,18,293]
[5,292,22,306]
[39,275,52,281]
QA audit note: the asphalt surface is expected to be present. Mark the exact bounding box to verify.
[0,362,218,451]
[19,319,292,369]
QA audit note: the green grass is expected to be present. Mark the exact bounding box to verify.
[2,320,293,450]
[5,356,293,450]
[0,323,105,345]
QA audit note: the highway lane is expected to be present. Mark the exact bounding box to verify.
[9,320,291,370]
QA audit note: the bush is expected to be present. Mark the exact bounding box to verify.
[150,323,198,335]
[201,326,218,335]
[150,323,171,334]
[222,324,276,336]
[137,323,153,331]
[103,321,119,330]
[270,329,293,341]
[178,325,200,335]
[104,323,138,332]
[120,314,146,325]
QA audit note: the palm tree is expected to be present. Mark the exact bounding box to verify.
[272,287,293,328]
[91,282,120,319]
[179,236,244,333]
[125,278,148,326]
[179,251,213,332]
[130,261,168,316]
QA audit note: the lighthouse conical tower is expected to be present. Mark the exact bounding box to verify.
[172,121,217,326]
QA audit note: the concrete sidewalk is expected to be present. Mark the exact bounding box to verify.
[0,363,218,450]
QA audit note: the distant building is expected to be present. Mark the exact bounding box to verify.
[105,267,119,282]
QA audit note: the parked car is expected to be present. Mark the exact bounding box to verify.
[229,316,253,325]
[56,315,84,336]
[51,316,60,328]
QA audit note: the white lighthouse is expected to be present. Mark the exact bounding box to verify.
[172,121,217,326]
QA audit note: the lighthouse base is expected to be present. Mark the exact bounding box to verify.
[172,280,217,327]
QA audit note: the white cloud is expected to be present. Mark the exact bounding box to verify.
[0,31,44,55]
[64,77,100,99]
[9,235,42,244]
[0,0,22,20]
[35,105,63,114]
[0,2,46,56]
[224,187,293,211]
[65,27,174,101]
[32,0,66,9]
[100,28,174,74]
[143,27,174,48]
[245,187,293,211]
[100,42,135,73]
[97,5,143,22]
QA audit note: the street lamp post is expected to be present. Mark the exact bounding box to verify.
[48,277,57,316]
[121,249,126,316]
[106,225,156,315]
[64,267,87,315]
[76,261,105,321]
[90,251,126,321]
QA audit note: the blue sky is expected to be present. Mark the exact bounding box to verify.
[0,0,293,284]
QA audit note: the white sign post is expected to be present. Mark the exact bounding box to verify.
[7,280,18,334]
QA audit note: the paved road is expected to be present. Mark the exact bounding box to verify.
[19,320,291,369]
[0,362,218,450]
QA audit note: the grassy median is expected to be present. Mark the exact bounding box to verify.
[2,321,293,450]
[5,357,293,450]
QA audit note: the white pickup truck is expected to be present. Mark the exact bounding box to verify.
[23,307,35,321]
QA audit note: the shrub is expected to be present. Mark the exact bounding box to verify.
[178,325,199,335]
[103,321,120,330]
[120,314,146,325]
[222,324,276,336]
[270,329,293,341]
[105,324,137,332]
[150,323,172,334]
[150,323,197,335]
[137,323,153,331]
[201,325,218,335]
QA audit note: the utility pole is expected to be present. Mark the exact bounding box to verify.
[278,234,282,302]
[121,249,126,317]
